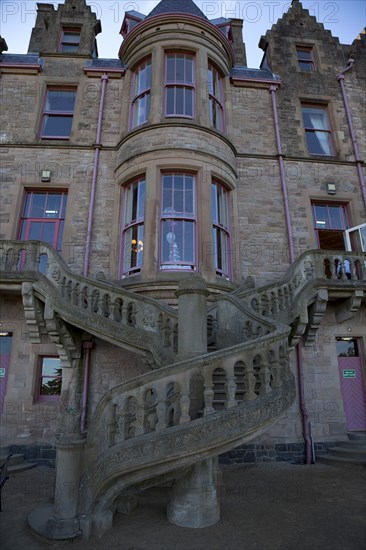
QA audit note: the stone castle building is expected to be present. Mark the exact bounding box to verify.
[0,0,365,539]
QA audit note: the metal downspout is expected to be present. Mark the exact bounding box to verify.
[269,84,312,462]
[337,59,366,209]
[269,84,296,264]
[83,73,109,276]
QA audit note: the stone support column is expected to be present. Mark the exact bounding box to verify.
[167,457,220,528]
[47,439,84,538]
[175,273,210,359]
[168,274,220,528]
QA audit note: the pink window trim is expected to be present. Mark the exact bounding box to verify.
[164,53,196,119]
[39,87,77,140]
[36,355,62,402]
[58,27,81,53]
[130,58,151,129]
[311,201,350,248]
[160,172,197,271]
[208,63,225,132]
[18,190,68,251]
[212,181,231,279]
[119,178,145,278]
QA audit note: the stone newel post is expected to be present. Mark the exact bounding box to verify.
[175,273,210,359]
[167,274,220,528]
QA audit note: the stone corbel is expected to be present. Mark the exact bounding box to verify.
[289,307,308,349]
[335,290,364,323]
[21,282,45,344]
[44,303,80,368]
[303,288,328,346]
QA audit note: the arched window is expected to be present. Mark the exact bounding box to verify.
[120,178,145,276]
[131,59,151,128]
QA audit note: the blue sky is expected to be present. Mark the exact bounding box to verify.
[1,1,365,67]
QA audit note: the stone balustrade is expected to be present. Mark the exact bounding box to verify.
[234,250,366,319]
[0,241,178,357]
[87,330,290,452]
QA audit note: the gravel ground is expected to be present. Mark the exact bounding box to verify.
[1,462,365,550]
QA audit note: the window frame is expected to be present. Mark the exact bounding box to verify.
[164,52,196,119]
[36,355,62,402]
[311,201,350,249]
[212,181,231,278]
[18,190,68,252]
[296,46,316,72]
[301,103,335,156]
[120,178,146,277]
[130,58,152,129]
[160,172,197,271]
[208,63,225,132]
[58,27,81,53]
[39,87,77,140]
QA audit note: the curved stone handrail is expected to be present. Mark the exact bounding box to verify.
[0,240,179,364]
[232,249,366,319]
[78,325,293,523]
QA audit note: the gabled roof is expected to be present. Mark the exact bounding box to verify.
[146,0,207,20]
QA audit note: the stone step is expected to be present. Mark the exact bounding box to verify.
[342,440,366,448]
[347,431,366,442]
[7,461,37,475]
[0,453,25,466]
[328,445,366,461]
[317,454,366,467]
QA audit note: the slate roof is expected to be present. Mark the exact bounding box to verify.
[230,67,281,81]
[85,58,125,69]
[146,0,207,20]
[0,53,44,66]
[125,10,146,20]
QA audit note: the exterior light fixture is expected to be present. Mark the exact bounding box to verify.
[326,183,336,195]
[41,170,51,182]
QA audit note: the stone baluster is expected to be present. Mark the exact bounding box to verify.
[23,242,38,271]
[179,376,191,424]
[152,381,167,431]
[243,361,257,401]
[329,256,337,279]
[225,364,237,409]
[269,356,283,388]
[203,371,215,416]
[349,258,357,280]
[121,302,129,325]
[134,389,145,436]
[258,360,272,395]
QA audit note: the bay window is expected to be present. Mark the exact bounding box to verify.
[165,53,195,118]
[208,64,224,131]
[131,59,151,128]
[212,182,230,277]
[161,173,196,270]
[121,179,145,276]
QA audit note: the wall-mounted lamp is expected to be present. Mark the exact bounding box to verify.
[41,170,51,182]
[326,183,336,195]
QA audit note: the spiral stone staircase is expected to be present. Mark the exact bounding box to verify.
[0,240,365,539]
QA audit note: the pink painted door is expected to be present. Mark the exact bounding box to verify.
[0,335,13,414]
[337,338,366,431]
